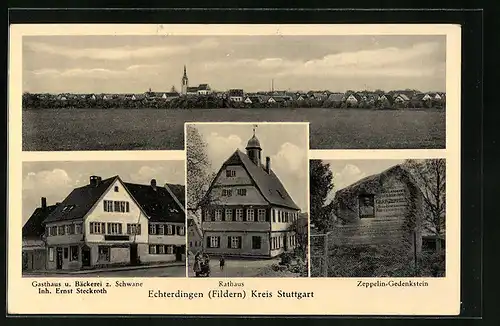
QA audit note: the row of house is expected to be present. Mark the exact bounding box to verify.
[22,176,189,271]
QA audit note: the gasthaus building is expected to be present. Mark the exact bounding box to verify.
[200,130,301,258]
[42,175,186,270]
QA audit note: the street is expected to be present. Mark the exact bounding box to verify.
[188,257,281,278]
[23,265,186,278]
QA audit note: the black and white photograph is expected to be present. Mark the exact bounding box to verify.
[22,160,187,277]
[186,123,309,277]
[22,34,446,151]
[310,159,446,277]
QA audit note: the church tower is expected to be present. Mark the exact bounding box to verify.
[181,65,189,95]
[245,125,262,166]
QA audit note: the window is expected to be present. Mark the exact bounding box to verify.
[149,245,157,254]
[226,169,236,177]
[215,209,222,221]
[49,226,57,236]
[48,247,54,261]
[222,189,232,197]
[276,190,285,199]
[70,246,79,261]
[104,200,113,212]
[110,200,130,213]
[158,245,165,254]
[258,209,266,222]
[159,224,165,235]
[63,247,69,259]
[149,224,157,235]
[235,209,243,221]
[278,211,282,223]
[246,208,254,221]
[225,209,233,221]
[204,210,211,221]
[66,224,75,235]
[114,186,119,192]
[178,226,185,236]
[229,236,242,249]
[58,225,65,236]
[237,189,247,196]
[107,223,122,235]
[98,246,110,261]
[272,209,276,222]
[167,224,174,235]
[359,195,375,218]
[90,222,103,234]
[127,224,141,235]
[252,236,262,249]
[166,245,174,254]
[61,205,75,213]
[208,236,220,248]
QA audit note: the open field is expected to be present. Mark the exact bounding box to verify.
[22,108,445,151]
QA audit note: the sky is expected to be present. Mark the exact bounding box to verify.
[23,35,446,94]
[323,159,405,205]
[189,123,308,212]
[22,160,185,226]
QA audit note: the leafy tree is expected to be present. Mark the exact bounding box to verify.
[309,160,335,231]
[186,125,218,213]
[403,159,446,236]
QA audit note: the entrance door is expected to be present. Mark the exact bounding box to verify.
[175,246,183,261]
[81,246,91,267]
[130,244,138,265]
[56,247,63,269]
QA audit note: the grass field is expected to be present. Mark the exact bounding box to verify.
[22,108,445,151]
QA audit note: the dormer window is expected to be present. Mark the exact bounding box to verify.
[276,190,285,199]
[226,169,236,177]
[61,205,75,213]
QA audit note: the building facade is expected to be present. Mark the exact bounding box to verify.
[42,176,186,270]
[200,129,301,258]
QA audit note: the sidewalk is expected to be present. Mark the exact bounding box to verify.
[23,261,185,276]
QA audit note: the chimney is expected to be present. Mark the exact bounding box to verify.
[41,197,47,210]
[266,156,271,174]
[89,175,101,187]
[151,179,157,191]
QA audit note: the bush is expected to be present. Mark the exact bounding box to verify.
[279,252,293,266]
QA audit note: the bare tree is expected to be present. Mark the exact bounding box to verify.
[403,159,446,236]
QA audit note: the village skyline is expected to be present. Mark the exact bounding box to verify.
[23,35,446,94]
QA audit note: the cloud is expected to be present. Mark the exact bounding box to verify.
[271,142,305,174]
[129,165,185,186]
[333,164,367,192]
[205,132,244,169]
[25,38,219,61]
[29,64,161,79]
[23,168,73,191]
[203,42,442,78]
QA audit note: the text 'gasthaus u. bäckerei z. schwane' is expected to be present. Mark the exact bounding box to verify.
[148,281,315,300]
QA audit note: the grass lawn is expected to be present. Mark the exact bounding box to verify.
[22,108,445,151]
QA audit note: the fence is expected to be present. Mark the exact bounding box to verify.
[310,231,332,277]
[310,227,420,277]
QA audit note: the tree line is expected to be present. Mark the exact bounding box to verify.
[22,93,445,110]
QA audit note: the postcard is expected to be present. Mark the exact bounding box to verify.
[8,23,461,315]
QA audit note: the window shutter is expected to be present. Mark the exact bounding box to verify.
[239,236,242,249]
[206,236,211,248]
[243,209,247,221]
[266,208,270,222]
[217,236,221,248]
[227,236,231,248]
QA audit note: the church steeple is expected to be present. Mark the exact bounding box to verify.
[181,65,189,95]
[246,125,262,166]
